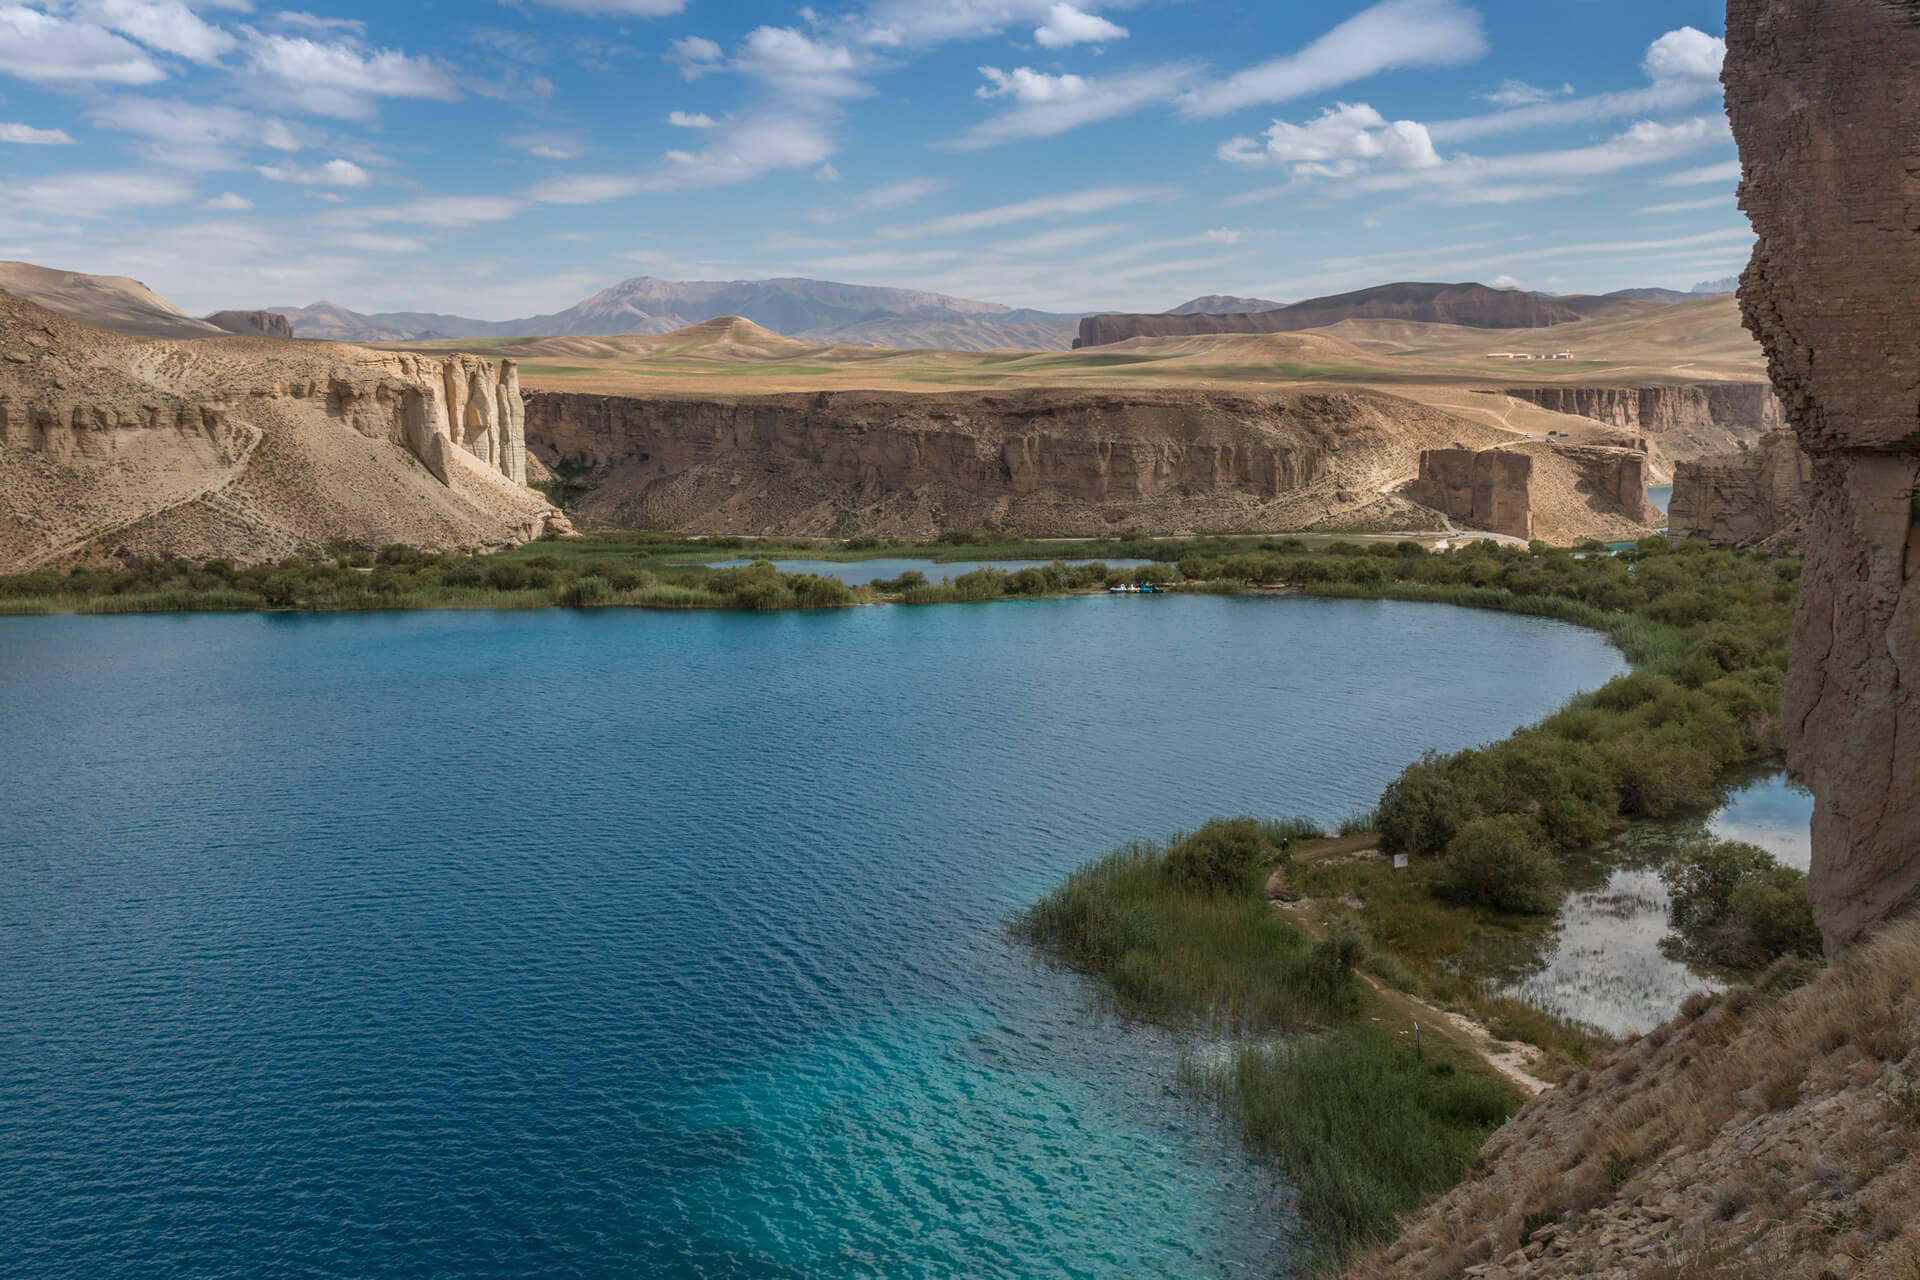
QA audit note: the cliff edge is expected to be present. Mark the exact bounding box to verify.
[1728,0,1920,953]
[0,290,569,570]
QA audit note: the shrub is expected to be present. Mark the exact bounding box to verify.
[1164,817,1273,894]
[1435,816,1559,914]
[1379,752,1473,858]
[1660,839,1821,970]
[558,575,614,607]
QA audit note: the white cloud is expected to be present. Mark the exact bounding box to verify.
[1482,79,1572,107]
[992,221,1125,254]
[651,110,838,189]
[1489,273,1521,288]
[1219,102,1441,175]
[89,97,309,170]
[855,176,944,211]
[350,195,530,227]
[1643,26,1725,83]
[667,110,717,128]
[1657,158,1741,186]
[524,172,644,204]
[504,130,588,159]
[956,62,1197,148]
[328,231,428,252]
[669,34,723,78]
[204,190,252,209]
[976,65,1089,103]
[1204,227,1245,243]
[520,0,685,13]
[736,25,867,98]
[1428,27,1725,143]
[240,31,462,119]
[0,122,75,144]
[1637,195,1731,214]
[275,12,368,37]
[65,0,237,63]
[814,162,840,181]
[804,248,965,272]
[256,157,370,186]
[1180,0,1486,118]
[0,6,169,84]
[1033,3,1127,48]
[0,169,195,214]
[882,184,1176,239]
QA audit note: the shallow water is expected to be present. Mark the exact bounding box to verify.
[0,596,1627,1278]
[1506,773,1815,1037]
[697,556,1154,586]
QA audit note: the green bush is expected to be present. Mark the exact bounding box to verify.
[1164,818,1274,894]
[1435,815,1559,914]
[1661,839,1821,970]
[558,575,614,607]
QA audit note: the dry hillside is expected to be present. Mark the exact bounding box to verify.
[0,290,567,571]
[1347,928,1920,1280]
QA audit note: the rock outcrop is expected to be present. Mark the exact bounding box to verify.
[0,289,566,570]
[1404,448,1535,540]
[1561,445,1655,526]
[206,310,295,339]
[1669,429,1812,549]
[1726,0,1920,953]
[1077,282,1584,349]
[524,387,1522,538]
[1505,384,1785,440]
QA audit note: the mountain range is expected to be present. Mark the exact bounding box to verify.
[269,277,1088,352]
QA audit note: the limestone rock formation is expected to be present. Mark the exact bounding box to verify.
[1404,449,1535,541]
[206,310,295,339]
[1726,0,1920,952]
[524,387,1501,538]
[1560,445,1655,526]
[1504,384,1785,462]
[1077,283,1583,348]
[0,289,567,570]
[1669,430,1812,549]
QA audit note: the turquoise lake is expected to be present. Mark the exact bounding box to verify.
[0,596,1631,1278]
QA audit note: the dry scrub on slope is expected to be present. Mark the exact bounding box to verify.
[1345,925,1920,1280]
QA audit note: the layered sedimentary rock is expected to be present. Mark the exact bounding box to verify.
[1077,283,1583,348]
[1404,448,1534,540]
[524,387,1508,537]
[1560,445,1655,526]
[1668,430,1812,549]
[206,310,295,339]
[1505,384,1785,438]
[0,289,565,570]
[1725,0,1920,952]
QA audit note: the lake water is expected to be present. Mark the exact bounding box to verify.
[1647,484,1674,516]
[0,596,1628,1279]
[697,557,1155,587]
[1505,773,1815,1037]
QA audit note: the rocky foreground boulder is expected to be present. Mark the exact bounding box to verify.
[1728,0,1920,953]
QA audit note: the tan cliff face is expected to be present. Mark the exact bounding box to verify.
[1727,0,1920,953]
[0,290,566,570]
[1669,429,1812,551]
[1503,384,1785,466]
[1405,449,1535,541]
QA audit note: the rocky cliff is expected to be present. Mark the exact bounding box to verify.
[1505,384,1785,449]
[523,387,1521,538]
[1727,0,1920,953]
[1669,429,1812,549]
[206,310,295,340]
[1404,449,1535,540]
[0,290,566,570]
[1077,283,1584,348]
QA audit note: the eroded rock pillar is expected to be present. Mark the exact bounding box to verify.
[1725,0,1920,951]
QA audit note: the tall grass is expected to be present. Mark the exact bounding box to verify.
[1185,1026,1513,1261]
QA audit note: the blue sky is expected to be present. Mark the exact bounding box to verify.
[0,0,1749,318]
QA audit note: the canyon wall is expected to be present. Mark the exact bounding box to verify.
[1076,284,1583,349]
[523,387,1507,537]
[206,310,295,339]
[1504,384,1785,438]
[1726,0,1920,953]
[1404,448,1534,540]
[1668,429,1812,549]
[0,289,564,569]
